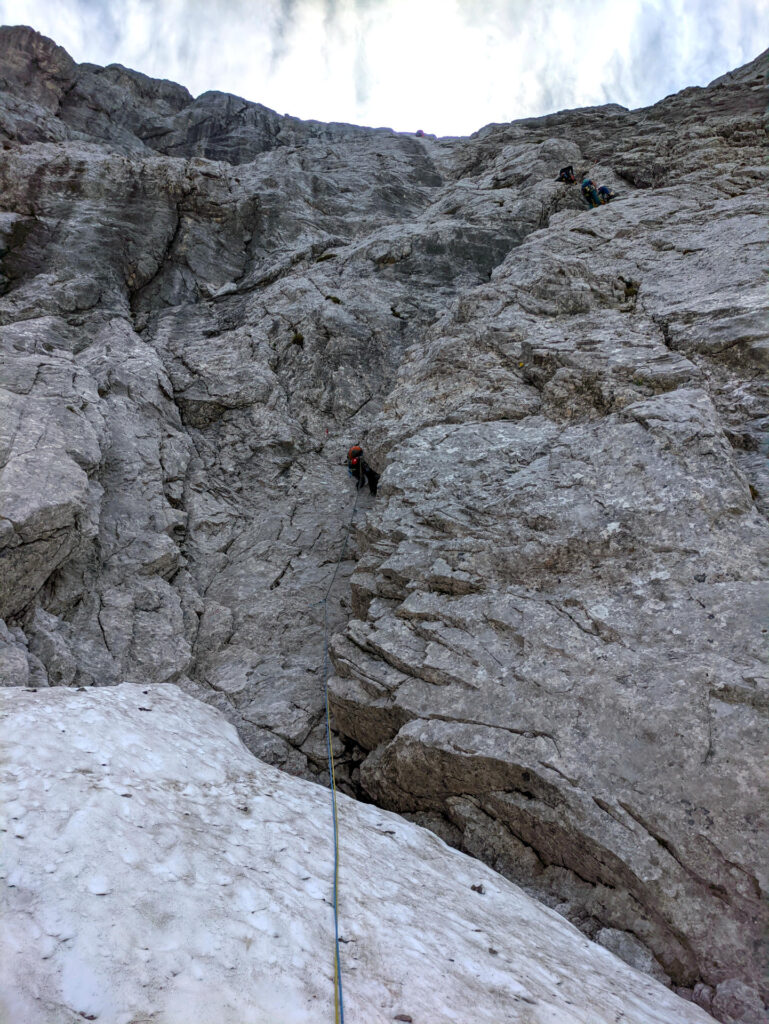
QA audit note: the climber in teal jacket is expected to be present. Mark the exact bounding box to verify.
[581,177,601,208]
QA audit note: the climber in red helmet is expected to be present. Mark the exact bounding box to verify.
[347,445,379,496]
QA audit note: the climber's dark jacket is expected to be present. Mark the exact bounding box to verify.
[557,165,576,183]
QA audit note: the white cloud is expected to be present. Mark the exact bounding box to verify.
[2,0,767,134]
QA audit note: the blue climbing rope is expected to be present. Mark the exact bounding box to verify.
[317,484,360,1024]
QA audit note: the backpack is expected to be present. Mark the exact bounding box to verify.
[347,445,363,474]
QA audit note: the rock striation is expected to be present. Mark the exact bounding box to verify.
[0,683,720,1024]
[0,24,767,1022]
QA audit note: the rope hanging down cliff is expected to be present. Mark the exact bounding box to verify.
[315,484,361,1024]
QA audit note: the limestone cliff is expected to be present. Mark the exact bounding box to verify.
[0,25,767,1022]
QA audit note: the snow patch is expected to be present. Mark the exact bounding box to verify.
[0,684,717,1024]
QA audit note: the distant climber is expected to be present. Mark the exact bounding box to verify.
[347,445,379,496]
[581,177,601,208]
[597,185,617,204]
[415,129,425,137]
[557,165,576,183]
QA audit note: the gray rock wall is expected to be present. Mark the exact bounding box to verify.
[1,25,766,1023]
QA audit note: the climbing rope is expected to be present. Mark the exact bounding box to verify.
[317,483,360,1024]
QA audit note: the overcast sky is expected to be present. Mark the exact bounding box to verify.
[3,0,767,135]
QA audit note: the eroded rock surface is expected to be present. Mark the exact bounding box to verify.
[1,24,767,1021]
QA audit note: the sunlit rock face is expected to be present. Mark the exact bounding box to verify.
[0,683,722,1024]
[0,24,767,1022]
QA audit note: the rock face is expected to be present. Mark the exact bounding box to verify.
[0,683,721,1024]
[0,24,767,1022]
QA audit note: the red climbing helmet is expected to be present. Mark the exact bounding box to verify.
[348,445,363,467]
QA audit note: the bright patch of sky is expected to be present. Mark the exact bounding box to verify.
[2,0,767,135]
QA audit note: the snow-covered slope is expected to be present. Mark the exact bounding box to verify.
[0,684,715,1024]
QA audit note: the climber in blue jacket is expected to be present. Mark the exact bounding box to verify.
[581,177,601,208]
